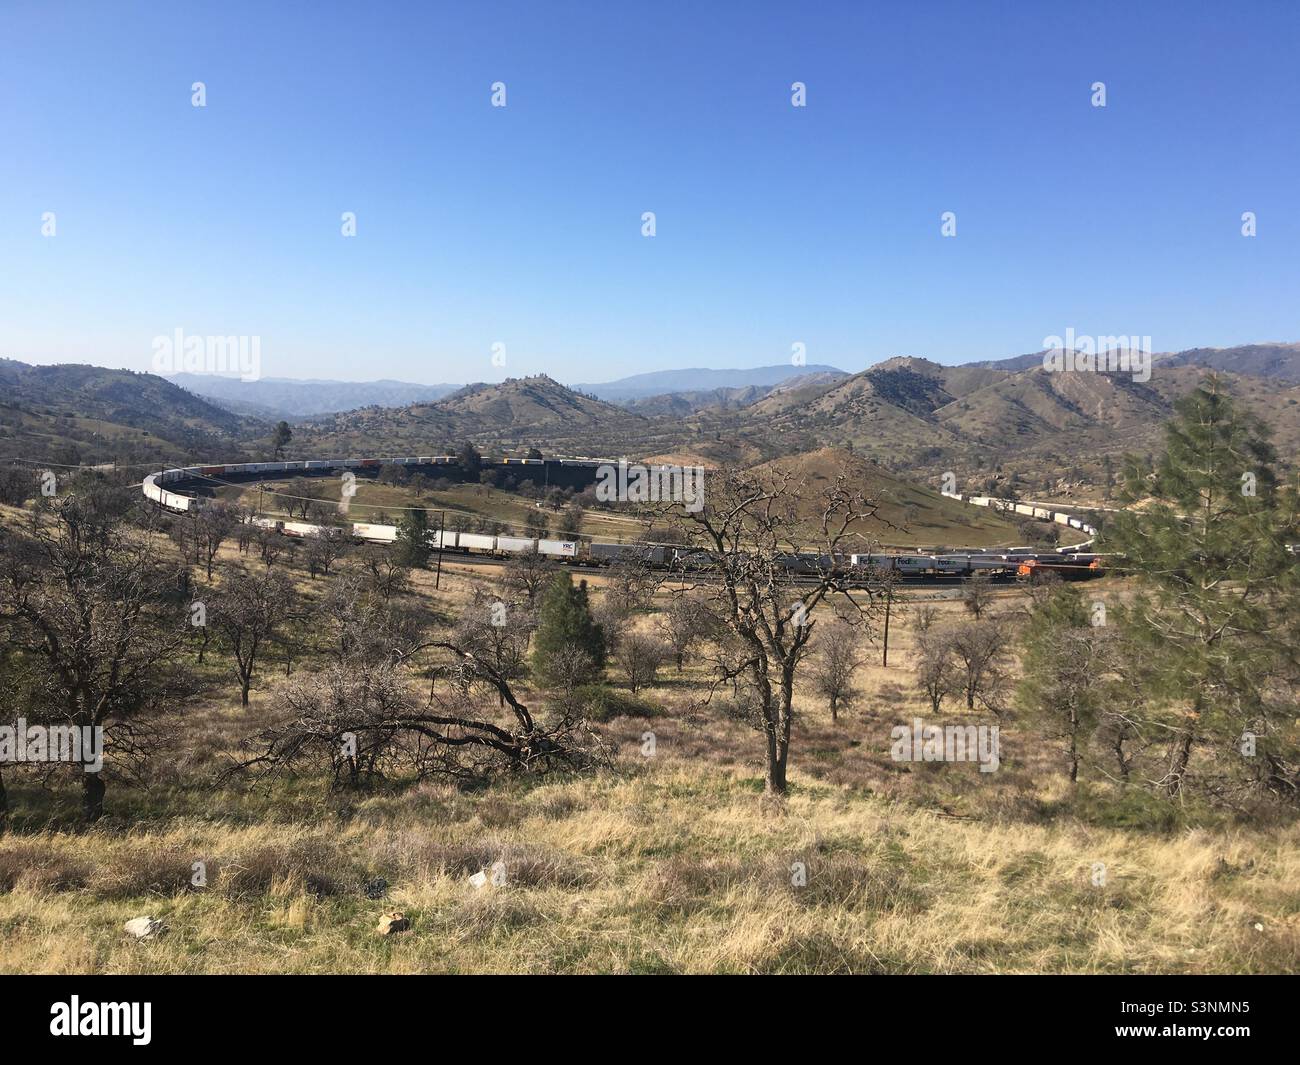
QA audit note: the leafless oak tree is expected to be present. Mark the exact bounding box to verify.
[664,464,884,796]
[809,617,864,722]
[212,567,297,706]
[0,496,191,821]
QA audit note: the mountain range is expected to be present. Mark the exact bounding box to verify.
[3,343,1299,500]
[169,373,459,419]
[166,363,847,419]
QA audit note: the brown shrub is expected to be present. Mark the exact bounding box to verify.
[0,842,90,894]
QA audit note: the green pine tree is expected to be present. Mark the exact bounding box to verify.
[1017,584,1109,785]
[1102,375,1300,798]
[394,507,431,568]
[271,421,292,458]
[531,571,605,687]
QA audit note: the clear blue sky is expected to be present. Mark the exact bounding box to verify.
[2,0,1297,385]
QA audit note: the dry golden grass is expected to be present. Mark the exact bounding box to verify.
[2,763,1297,974]
[2,522,1296,974]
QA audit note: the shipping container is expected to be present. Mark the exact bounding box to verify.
[351,522,398,543]
[537,539,578,558]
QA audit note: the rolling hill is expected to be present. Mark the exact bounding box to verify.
[298,375,663,457]
[748,447,1022,549]
[0,359,268,465]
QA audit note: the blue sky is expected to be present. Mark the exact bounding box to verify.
[2,0,1297,385]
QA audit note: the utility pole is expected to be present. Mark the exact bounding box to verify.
[434,509,445,589]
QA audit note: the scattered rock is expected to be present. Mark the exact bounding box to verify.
[377,911,409,936]
[124,916,166,940]
[468,871,489,889]
[363,877,388,900]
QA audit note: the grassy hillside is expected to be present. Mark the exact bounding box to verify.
[750,447,1022,548]
[1,534,1295,975]
[0,359,267,465]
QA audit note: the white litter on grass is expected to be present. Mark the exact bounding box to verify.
[124,916,166,939]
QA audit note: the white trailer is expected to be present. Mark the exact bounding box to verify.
[537,539,578,558]
[351,522,398,543]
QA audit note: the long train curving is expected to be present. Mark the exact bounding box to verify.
[142,457,1103,580]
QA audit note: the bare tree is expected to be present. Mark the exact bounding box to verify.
[961,570,995,621]
[914,628,956,713]
[496,546,556,606]
[591,593,631,660]
[665,464,883,796]
[212,567,297,706]
[319,569,434,664]
[604,558,659,615]
[615,630,668,693]
[305,526,350,578]
[450,591,535,703]
[356,545,410,601]
[0,496,191,821]
[193,502,237,579]
[947,619,1010,713]
[809,618,864,722]
[910,601,941,635]
[235,508,258,555]
[231,635,603,791]
[659,594,715,671]
[256,525,286,568]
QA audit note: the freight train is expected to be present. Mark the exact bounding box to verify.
[143,459,1103,580]
[939,490,1099,551]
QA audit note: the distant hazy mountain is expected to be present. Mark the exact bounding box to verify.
[575,364,847,403]
[170,373,459,418]
[967,342,1300,382]
[624,370,851,416]
[1153,342,1300,383]
[962,351,1055,372]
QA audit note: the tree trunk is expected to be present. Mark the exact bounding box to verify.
[830,696,838,723]
[82,772,105,823]
[0,768,8,833]
[1113,735,1130,779]
[765,748,787,795]
[1068,706,1079,783]
[1166,726,1196,796]
[763,707,788,795]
